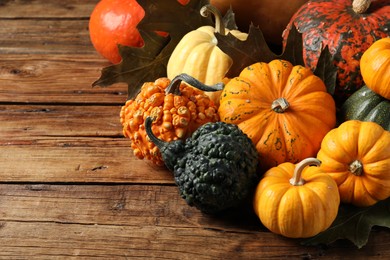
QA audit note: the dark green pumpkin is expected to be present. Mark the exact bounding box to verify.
[340,85,390,131]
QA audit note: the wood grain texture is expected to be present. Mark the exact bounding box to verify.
[0,54,128,104]
[0,0,98,18]
[0,0,388,258]
[0,184,388,259]
[0,137,172,183]
[0,105,123,137]
[0,20,94,54]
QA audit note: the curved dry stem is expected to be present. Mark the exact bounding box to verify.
[200,4,226,35]
[290,158,321,186]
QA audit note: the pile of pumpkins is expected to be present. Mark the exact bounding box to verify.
[120,0,390,239]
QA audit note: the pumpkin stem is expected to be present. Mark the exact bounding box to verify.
[200,4,226,35]
[352,0,371,14]
[290,158,321,186]
[145,116,167,150]
[166,73,224,95]
[145,116,185,171]
[271,98,290,113]
[349,160,363,176]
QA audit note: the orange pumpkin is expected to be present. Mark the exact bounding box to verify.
[360,37,390,100]
[317,120,390,207]
[253,158,340,238]
[218,60,336,170]
[120,74,221,166]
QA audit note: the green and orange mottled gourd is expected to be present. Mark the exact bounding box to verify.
[218,59,336,170]
[283,0,390,104]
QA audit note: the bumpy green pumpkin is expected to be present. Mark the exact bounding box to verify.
[340,85,390,131]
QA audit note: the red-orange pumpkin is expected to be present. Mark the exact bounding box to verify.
[283,0,390,104]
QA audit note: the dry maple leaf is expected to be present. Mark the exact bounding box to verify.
[92,0,215,99]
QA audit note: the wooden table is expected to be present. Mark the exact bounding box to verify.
[0,1,389,258]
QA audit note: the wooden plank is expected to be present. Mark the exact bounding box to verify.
[0,184,254,229]
[0,137,172,183]
[0,54,128,104]
[0,222,316,259]
[0,19,96,54]
[0,0,98,18]
[0,184,388,259]
[0,104,175,183]
[3,222,387,259]
[0,105,123,137]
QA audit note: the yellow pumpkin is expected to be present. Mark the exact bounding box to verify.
[218,59,336,170]
[167,4,247,104]
[253,158,340,238]
[317,120,390,207]
[360,37,390,99]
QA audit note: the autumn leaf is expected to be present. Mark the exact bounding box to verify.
[313,45,337,95]
[215,25,337,94]
[302,198,390,249]
[92,30,169,98]
[92,0,215,99]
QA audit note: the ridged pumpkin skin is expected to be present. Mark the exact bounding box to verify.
[360,37,390,99]
[317,120,390,207]
[253,158,340,238]
[341,85,390,131]
[218,60,336,170]
[283,0,390,104]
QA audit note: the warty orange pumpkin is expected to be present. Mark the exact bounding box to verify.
[120,74,221,166]
[218,59,336,170]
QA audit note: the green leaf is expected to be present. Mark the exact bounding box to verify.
[215,25,336,94]
[93,0,214,99]
[302,198,390,249]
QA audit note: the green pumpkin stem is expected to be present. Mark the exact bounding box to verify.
[166,73,224,95]
[145,117,166,150]
[272,97,290,113]
[290,158,322,186]
[200,4,226,35]
[352,0,371,14]
[145,117,185,171]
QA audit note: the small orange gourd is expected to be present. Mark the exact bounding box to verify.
[317,120,390,207]
[253,158,340,238]
[120,74,221,166]
[218,59,336,170]
[360,37,390,99]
